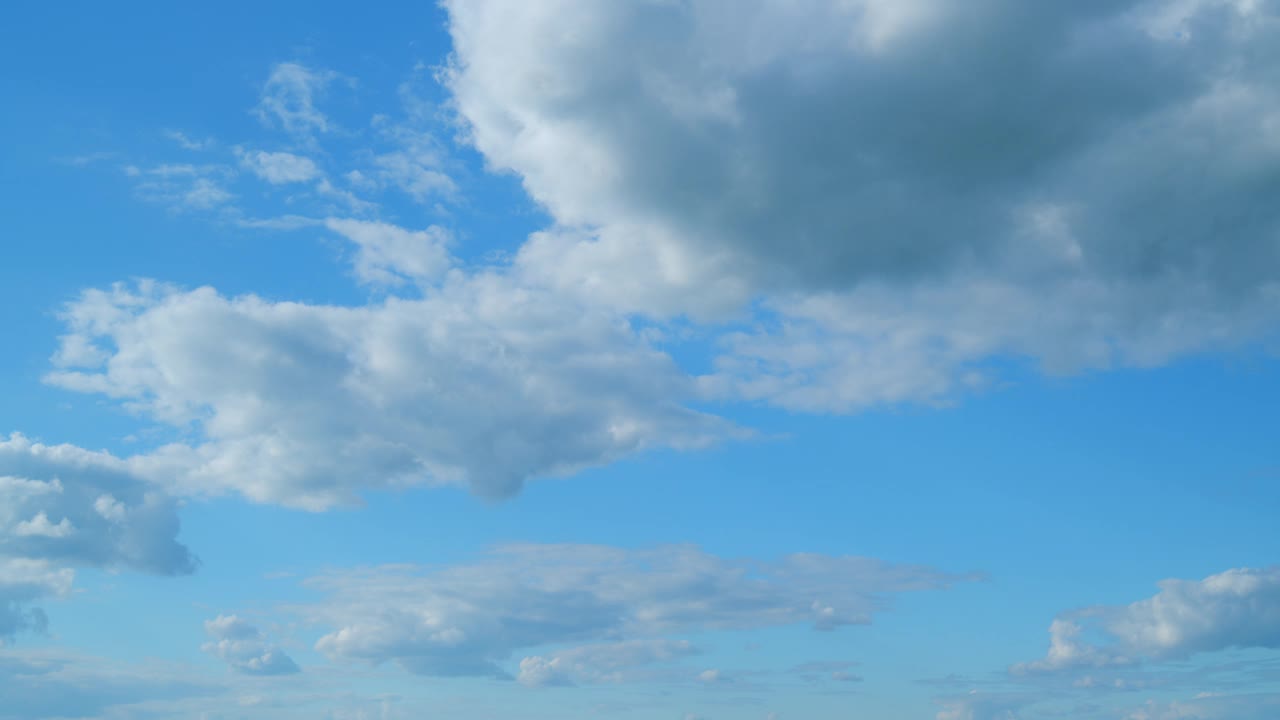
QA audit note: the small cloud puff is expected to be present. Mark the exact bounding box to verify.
[202,614,299,676]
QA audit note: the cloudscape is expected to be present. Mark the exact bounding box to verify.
[1,1,1278,718]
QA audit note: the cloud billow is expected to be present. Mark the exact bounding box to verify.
[0,434,196,641]
[1017,566,1280,673]
[446,0,1280,409]
[45,277,730,509]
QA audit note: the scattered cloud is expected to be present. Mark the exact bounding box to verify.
[934,691,1035,720]
[124,163,235,212]
[233,214,325,231]
[324,218,452,287]
[44,265,731,508]
[0,650,219,720]
[1016,567,1280,673]
[255,62,338,136]
[164,130,212,151]
[517,639,698,687]
[236,148,322,184]
[0,434,196,641]
[791,661,862,684]
[57,151,118,167]
[1121,693,1280,720]
[301,543,972,681]
[202,614,300,676]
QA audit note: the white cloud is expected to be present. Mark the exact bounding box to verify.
[237,149,322,184]
[233,215,325,231]
[12,513,74,539]
[125,163,235,212]
[371,149,455,203]
[697,668,727,684]
[517,639,698,687]
[256,62,336,136]
[324,218,453,287]
[1017,567,1280,673]
[934,691,1030,720]
[1122,693,1280,720]
[0,558,73,640]
[165,130,211,151]
[0,434,195,640]
[0,650,219,720]
[302,543,970,680]
[360,74,458,204]
[790,660,862,684]
[44,267,730,509]
[444,0,1280,406]
[202,614,299,676]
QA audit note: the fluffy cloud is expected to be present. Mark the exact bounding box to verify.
[0,434,196,641]
[45,269,729,509]
[325,218,453,287]
[302,544,971,680]
[1017,567,1280,673]
[202,614,300,676]
[446,0,1280,408]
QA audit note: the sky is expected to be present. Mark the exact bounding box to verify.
[1,1,1280,718]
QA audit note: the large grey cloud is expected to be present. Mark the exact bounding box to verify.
[301,543,973,681]
[446,0,1280,409]
[0,434,196,641]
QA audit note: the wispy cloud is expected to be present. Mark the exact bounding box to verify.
[56,151,118,167]
[235,147,322,184]
[164,129,212,151]
[299,544,973,681]
[123,163,236,212]
[255,62,338,136]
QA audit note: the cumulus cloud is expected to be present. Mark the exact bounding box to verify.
[237,149,322,184]
[445,0,1280,408]
[302,544,971,680]
[0,434,196,642]
[44,267,729,509]
[1017,567,1280,673]
[202,615,300,676]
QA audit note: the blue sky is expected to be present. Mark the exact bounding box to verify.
[2,1,1280,719]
